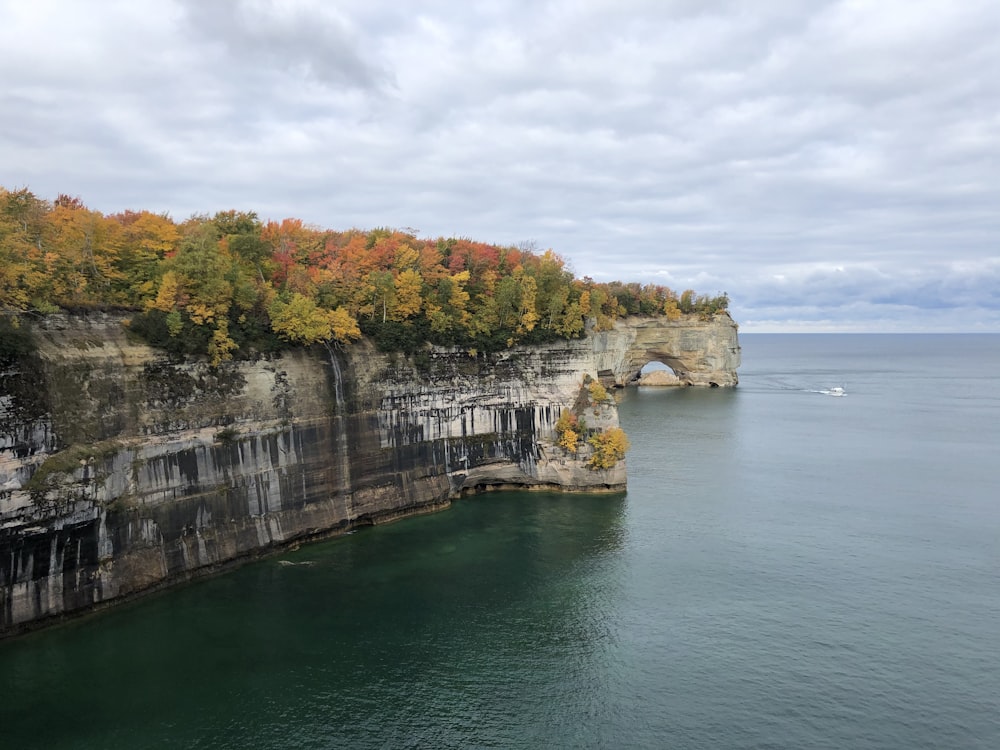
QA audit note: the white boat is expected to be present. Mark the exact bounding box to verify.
[823,386,846,397]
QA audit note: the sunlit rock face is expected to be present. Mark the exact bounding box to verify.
[0,312,738,635]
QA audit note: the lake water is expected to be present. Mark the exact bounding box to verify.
[2,334,999,749]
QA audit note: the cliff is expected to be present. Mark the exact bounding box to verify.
[0,312,739,636]
[592,314,741,387]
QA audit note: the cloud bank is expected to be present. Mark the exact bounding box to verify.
[2,0,998,330]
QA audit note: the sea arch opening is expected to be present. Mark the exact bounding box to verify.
[632,359,684,387]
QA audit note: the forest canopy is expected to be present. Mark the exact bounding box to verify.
[0,187,729,363]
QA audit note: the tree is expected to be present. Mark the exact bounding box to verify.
[588,381,609,404]
[679,289,695,314]
[425,271,471,336]
[555,409,581,452]
[1,183,732,357]
[268,293,331,345]
[664,297,682,320]
[529,249,573,331]
[474,267,538,344]
[328,305,362,344]
[559,427,579,452]
[360,270,396,322]
[268,293,360,346]
[156,221,239,323]
[213,209,261,239]
[207,319,238,366]
[587,427,630,470]
[148,270,183,313]
[390,268,423,322]
[114,211,180,305]
[0,188,49,310]
[46,200,126,305]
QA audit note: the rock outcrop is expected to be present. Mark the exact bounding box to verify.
[592,313,742,387]
[637,369,683,386]
[0,311,739,636]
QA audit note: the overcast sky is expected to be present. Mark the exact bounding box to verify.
[2,1,998,331]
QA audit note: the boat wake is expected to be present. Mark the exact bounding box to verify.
[808,386,846,397]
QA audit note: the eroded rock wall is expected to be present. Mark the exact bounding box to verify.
[593,312,742,387]
[1,311,739,635]
[1,314,640,635]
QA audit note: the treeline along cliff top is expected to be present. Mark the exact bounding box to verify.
[0,187,729,362]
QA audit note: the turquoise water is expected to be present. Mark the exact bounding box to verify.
[2,334,999,748]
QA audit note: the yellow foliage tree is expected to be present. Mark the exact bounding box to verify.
[269,293,360,346]
[554,299,584,338]
[393,243,420,271]
[148,270,182,312]
[269,293,332,344]
[558,427,579,452]
[514,267,539,335]
[391,268,423,321]
[447,271,471,329]
[426,270,472,335]
[0,192,43,309]
[207,319,238,366]
[588,380,609,403]
[118,211,180,304]
[664,297,682,320]
[328,305,361,344]
[587,427,630,470]
[555,409,580,452]
[45,201,126,305]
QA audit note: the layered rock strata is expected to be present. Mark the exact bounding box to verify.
[592,313,742,387]
[0,312,739,635]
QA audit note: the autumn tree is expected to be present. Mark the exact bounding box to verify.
[1,184,729,359]
[424,271,471,337]
[142,219,241,363]
[555,409,581,453]
[664,297,682,320]
[267,292,360,346]
[0,188,49,310]
[588,380,609,404]
[113,210,180,305]
[527,250,576,333]
[391,268,423,322]
[587,427,630,470]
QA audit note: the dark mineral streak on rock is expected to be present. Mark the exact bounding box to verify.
[0,312,739,636]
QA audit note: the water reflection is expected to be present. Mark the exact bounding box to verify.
[0,492,627,749]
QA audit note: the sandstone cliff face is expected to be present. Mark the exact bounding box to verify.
[593,313,742,387]
[0,312,738,636]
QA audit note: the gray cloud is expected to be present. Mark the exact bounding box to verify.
[1,0,998,331]
[177,0,389,90]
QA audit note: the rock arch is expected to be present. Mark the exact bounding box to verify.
[591,313,741,387]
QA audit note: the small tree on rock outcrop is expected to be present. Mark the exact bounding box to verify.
[587,427,630,470]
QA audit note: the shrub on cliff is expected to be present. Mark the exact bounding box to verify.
[588,380,609,404]
[555,409,581,453]
[587,427,630,470]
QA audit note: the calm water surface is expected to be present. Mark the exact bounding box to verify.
[2,334,998,749]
